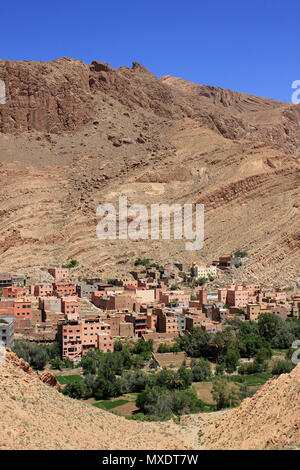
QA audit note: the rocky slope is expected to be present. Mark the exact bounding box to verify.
[0,351,186,450]
[201,364,300,449]
[1,350,300,450]
[0,58,299,286]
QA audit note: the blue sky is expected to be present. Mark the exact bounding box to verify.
[1,0,300,102]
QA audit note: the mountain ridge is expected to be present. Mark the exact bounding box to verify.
[0,58,299,286]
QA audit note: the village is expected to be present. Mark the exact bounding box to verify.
[1,253,299,363]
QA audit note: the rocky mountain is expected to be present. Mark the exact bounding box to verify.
[0,58,299,285]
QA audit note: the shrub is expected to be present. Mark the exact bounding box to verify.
[191,359,212,382]
[270,359,294,375]
[224,348,240,373]
[63,382,85,399]
[212,377,240,410]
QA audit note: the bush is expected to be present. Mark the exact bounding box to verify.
[121,370,153,393]
[136,386,203,419]
[270,359,294,375]
[12,340,49,370]
[157,343,180,353]
[50,358,64,370]
[225,348,240,373]
[62,259,78,269]
[63,382,85,399]
[191,359,212,382]
[212,377,240,410]
[216,363,225,375]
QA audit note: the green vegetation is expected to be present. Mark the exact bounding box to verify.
[106,278,117,285]
[228,372,272,386]
[270,358,294,375]
[12,340,60,371]
[56,375,84,386]
[212,376,240,410]
[62,259,79,269]
[93,399,129,410]
[234,250,248,258]
[62,381,85,399]
[194,277,207,286]
[177,314,300,365]
[134,258,164,269]
[136,386,209,420]
[157,343,181,353]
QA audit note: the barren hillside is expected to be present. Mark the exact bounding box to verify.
[201,365,300,449]
[0,351,187,450]
[1,350,300,450]
[0,58,299,285]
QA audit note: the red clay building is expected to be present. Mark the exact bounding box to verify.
[53,281,76,297]
[125,313,147,337]
[33,284,53,297]
[49,267,70,280]
[2,287,27,299]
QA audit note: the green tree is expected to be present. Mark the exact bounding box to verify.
[225,348,240,373]
[191,359,212,382]
[63,382,85,399]
[258,313,282,342]
[212,377,240,410]
[270,359,294,375]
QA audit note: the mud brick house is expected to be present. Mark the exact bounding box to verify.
[99,293,136,311]
[125,313,147,337]
[246,303,261,321]
[125,286,155,304]
[185,313,206,331]
[192,263,217,279]
[76,283,98,299]
[2,287,27,299]
[61,298,80,316]
[227,286,249,307]
[13,299,32,329]
[115,278,138,288]
[39,296,62,312]
[156,310,179,334]
[49,267,70,280]
[203,302,223,321]
[33,284,53,297]
[58,315,113,360]
[104,314,134,338]
[160,290,190,308]
[197,288,208,307]
[201,321,223,333]
[91,290,106,307]
[0,315,14,348]
[214,255,242,270]
[0,273,26,288]
[53,281,76,297]
[0,298,32,329]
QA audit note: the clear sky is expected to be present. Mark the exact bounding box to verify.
[1,0,300,102]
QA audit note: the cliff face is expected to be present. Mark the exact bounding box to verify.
[0,58,94,133]
[0,58,299,285]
